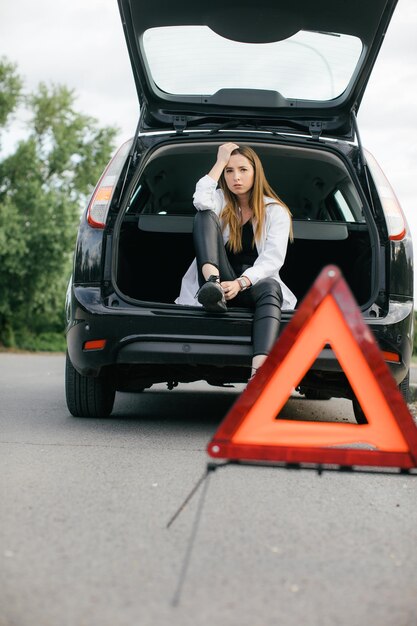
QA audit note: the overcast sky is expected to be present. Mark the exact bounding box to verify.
[1,0,417,293]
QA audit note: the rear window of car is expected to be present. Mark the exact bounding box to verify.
[142,26,363,102]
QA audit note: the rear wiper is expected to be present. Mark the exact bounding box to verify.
[208,120,254,134]
[209,120,290,140]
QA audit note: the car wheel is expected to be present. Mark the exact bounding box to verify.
[399,371,410,403]
[65,352,115,417]
[352,370,411,425]
[352,396,367,424]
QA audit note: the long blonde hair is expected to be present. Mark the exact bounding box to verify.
[219,146,293,253]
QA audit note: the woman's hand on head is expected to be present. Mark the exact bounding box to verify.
[217,143,239,167]
[221,279,241,301]
[207,143,240,182]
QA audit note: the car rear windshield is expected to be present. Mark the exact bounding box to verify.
[142,26,363,101]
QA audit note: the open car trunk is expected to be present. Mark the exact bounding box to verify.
[114,141,375,309]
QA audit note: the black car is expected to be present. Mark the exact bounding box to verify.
[65,0,413,419]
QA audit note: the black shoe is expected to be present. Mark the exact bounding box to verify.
[197,275,227,312]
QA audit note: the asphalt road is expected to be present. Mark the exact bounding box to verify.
[1,353,417,626]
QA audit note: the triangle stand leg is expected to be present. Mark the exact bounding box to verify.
[169,462,229,606]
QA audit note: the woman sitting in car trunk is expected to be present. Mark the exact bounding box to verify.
[176,142,296,379]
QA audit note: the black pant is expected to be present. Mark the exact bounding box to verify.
[193,210,282,356]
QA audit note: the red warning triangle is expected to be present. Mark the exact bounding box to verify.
[208,266,417,469]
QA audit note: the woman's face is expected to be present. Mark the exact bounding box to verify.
[224,153,255,198]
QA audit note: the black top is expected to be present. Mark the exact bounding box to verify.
[226,220,258,276]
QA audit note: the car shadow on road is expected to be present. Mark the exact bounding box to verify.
[66,386,354,446]
[111,386,241,425]
[65,386,245,442]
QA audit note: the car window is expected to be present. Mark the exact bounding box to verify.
[142,26,363,101]
[320,186,365,223]
[333,190,356,221]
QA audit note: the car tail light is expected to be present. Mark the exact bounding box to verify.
[87,139,133,228]
[83,339,107,351]
[382,351,400,363]
[364,149,407,241]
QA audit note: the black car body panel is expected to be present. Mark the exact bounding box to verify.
[66,282,412,391]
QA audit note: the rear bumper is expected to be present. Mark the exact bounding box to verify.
[66,286,413,390]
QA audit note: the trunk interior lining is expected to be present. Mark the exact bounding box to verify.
[117,220,371,306]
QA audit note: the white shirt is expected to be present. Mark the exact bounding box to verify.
[175,175,297,310]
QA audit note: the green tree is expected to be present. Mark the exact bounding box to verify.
[0,57,22,131]
[0,60,117,348]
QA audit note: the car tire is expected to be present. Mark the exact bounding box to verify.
[352,369,411,425]
[65,352,115,418]
[399,371,410,404]
[352,396,367,424]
